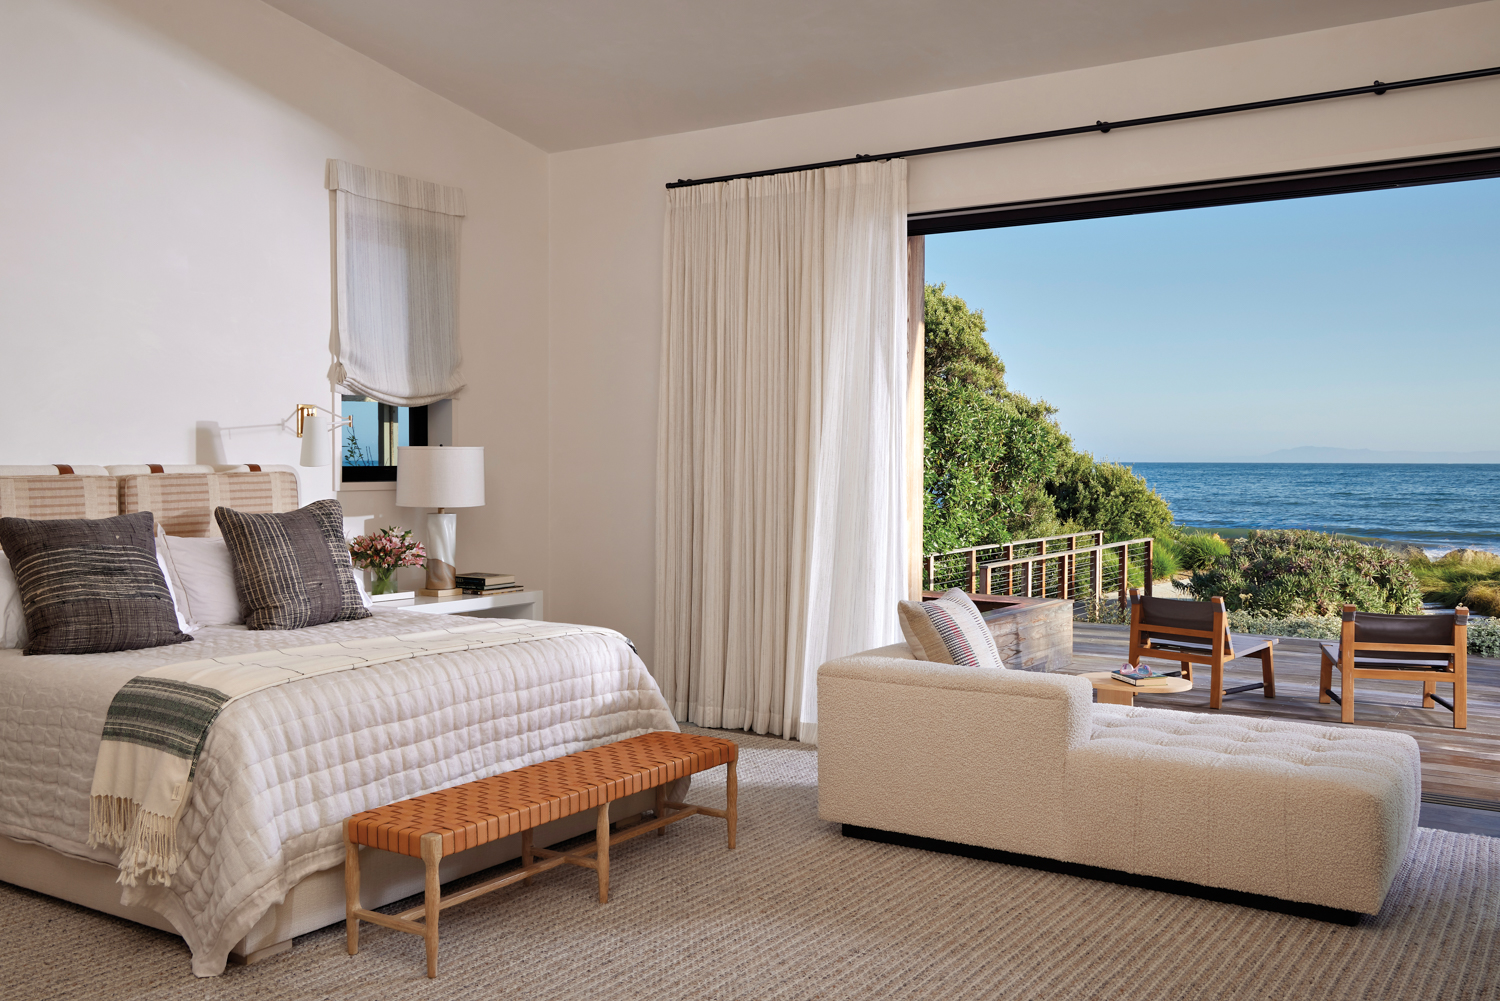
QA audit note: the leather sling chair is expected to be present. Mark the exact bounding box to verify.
[1127,590,1278,710]
[1320,604,1468,729]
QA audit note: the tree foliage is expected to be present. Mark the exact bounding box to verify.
[922,282,1174,555]
[922,284,1068,553]
[1046,450,1174,543]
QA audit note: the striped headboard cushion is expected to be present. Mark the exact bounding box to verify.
[0,476,121,522]
[118,471,299,537]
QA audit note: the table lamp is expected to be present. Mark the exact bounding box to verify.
[395,445,485,597]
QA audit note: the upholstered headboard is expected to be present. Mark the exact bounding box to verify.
[0,466,299,537]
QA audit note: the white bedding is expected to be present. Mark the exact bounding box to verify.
[0,609,679,976]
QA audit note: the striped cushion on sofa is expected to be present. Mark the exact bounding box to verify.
[897,588,1005,670]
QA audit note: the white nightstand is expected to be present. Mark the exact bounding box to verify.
[380,589,543,621]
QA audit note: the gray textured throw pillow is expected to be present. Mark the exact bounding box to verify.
[0,511,193,655]
[215,499,372,630]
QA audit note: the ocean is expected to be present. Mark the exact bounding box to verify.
[1127,463,1500,555]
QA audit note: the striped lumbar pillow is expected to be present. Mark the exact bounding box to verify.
[215,499,372,630]
[0,511,193,655]
[897,588,1005,669]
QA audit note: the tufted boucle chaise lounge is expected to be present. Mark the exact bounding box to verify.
[817,644,1422,918]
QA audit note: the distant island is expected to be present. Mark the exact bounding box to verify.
[1251,446,1500,464]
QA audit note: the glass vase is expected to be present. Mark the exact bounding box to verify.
[370,568,398,595]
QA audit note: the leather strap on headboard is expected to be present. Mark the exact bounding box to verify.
[245,464,261,472]
[54,464,74,475]
[147,464,164,474]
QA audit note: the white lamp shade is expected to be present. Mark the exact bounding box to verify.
[299,424,331,467]
[396,446,485,508]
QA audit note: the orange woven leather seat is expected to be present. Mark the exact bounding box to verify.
[344,730,739,978]
[348,730,736,858]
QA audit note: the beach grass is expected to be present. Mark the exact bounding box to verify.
[1409,549,1500,616]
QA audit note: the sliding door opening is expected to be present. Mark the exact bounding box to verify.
[909,149,1500,602]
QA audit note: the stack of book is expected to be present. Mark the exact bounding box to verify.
[1110,663,1183,687]
[455,572,523,596]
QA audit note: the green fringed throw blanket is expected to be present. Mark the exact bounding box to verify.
[88,619,613,886]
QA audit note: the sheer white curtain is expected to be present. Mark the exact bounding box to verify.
[326,159,467,406]
[655,159,909,744]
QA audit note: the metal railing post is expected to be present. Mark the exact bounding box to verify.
[1145,538,1155,598]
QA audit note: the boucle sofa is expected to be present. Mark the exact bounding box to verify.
[817,643,1421,917]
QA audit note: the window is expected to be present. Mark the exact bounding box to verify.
[339,396,427,482]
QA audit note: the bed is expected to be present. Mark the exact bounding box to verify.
[0,466,680,977]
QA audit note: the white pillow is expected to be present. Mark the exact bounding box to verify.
[352,566,373,609]
[0,552,27,649]
[157,526,373,619]
[2,546,190,644]
[156,547,195,634]
[157,529,243,626]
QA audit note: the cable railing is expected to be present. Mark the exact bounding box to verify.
[924,531,1156,607]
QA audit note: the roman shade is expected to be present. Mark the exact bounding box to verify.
[326,159,467,406]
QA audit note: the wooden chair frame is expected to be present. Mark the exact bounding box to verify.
[1319,603,1468,729]
[1127,590,1277,710]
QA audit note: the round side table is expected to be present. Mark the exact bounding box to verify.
[1081,670,1193,706]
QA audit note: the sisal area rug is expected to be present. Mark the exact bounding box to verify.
[2,726,1496,1000]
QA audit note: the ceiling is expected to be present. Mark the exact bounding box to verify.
[263,0,1472,152]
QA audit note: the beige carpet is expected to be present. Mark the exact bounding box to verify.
[3,726,1497,1001]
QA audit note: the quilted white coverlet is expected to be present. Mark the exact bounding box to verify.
[0,609,679,976]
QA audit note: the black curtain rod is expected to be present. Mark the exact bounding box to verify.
[666,66,1500,189]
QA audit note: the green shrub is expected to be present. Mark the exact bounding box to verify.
[1074,594,1131,625]
[1176,533,1231,572]
[1469,618,1500,659]
[1226,611,1342,640]
[1152,543,1181,582]
[1410,549,1500,612]
[1047,451,1174,544]
[1461,583,1500,617]
[1186,529,1421,616]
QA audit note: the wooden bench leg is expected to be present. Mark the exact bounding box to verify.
[420,833,443,979]
[1259,647,1276,699]
[726,759,738,850]
[1319,649,1334,704]
[521,829,534,885]
[655,785,667,838]
[596,804,610,904]
[344,818,360,956]
[1209,659,1224,711]
[1423,679,1437,708]
[1340,667,1356,724]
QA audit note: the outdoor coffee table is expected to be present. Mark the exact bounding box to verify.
[1081,670,1193,706]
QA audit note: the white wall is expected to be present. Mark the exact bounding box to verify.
[547,2,1500,664]
[0,0,551,592]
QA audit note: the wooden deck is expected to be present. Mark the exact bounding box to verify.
[1066,624,1500,829]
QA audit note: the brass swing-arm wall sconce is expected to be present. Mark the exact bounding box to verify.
[295,403,353,468]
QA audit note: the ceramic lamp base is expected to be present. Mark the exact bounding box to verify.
[423,512,460,595]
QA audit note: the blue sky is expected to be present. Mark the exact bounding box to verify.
[924,177,1500,463]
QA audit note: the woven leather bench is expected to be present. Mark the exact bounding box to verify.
[343,730,738,978]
